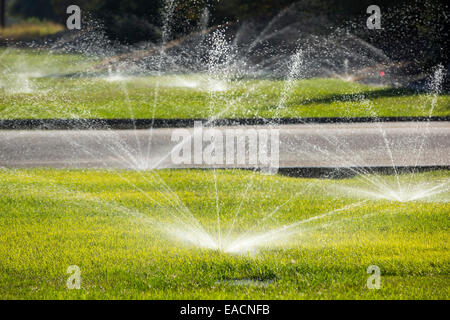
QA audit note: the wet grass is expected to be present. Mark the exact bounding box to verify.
[0,168,448,299]
[1,48,449,119]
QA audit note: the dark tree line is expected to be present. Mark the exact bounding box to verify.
[1,0,5,28]
[5,0,449,68]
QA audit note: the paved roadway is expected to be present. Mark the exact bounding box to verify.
[0,122,448,170]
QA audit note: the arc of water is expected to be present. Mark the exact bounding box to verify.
[272,48,406,196]
[270,59,402,196]
[228,179,329,246]
[277,49,304,112]
[144,0,177,173]
[359,98,403,194]
[273,50,395,194]
[226,200,369,253]
[11,170,157,225]
[14,169,217,245]
[246,3,298,54]
[66,131,212,237]
[223,168,258,242]
[406,65,445,192]
[223,48,395,239]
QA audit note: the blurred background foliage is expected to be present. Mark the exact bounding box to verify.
[1,0,449,69]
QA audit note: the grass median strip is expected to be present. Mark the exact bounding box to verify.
[1,49,449,120]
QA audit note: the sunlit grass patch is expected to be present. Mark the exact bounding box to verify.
[0,20,64,41]
[0,169,448,299]
[0,49,449,119]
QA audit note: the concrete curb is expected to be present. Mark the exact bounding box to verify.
[0,117,449,130]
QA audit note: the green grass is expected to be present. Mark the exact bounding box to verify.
[1,48,449,119]
[0,21,64,41]
[0,168,448,299]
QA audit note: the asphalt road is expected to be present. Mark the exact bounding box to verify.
[0,122,448,170]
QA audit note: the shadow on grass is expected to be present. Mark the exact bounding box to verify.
[295,87,420,105]
[277,166,450,179]
[259,87,424,112]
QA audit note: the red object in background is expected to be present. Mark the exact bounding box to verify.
[380,70,385,77]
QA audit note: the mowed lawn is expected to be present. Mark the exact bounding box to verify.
[0,168,448,299]
[1,49,449,119]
